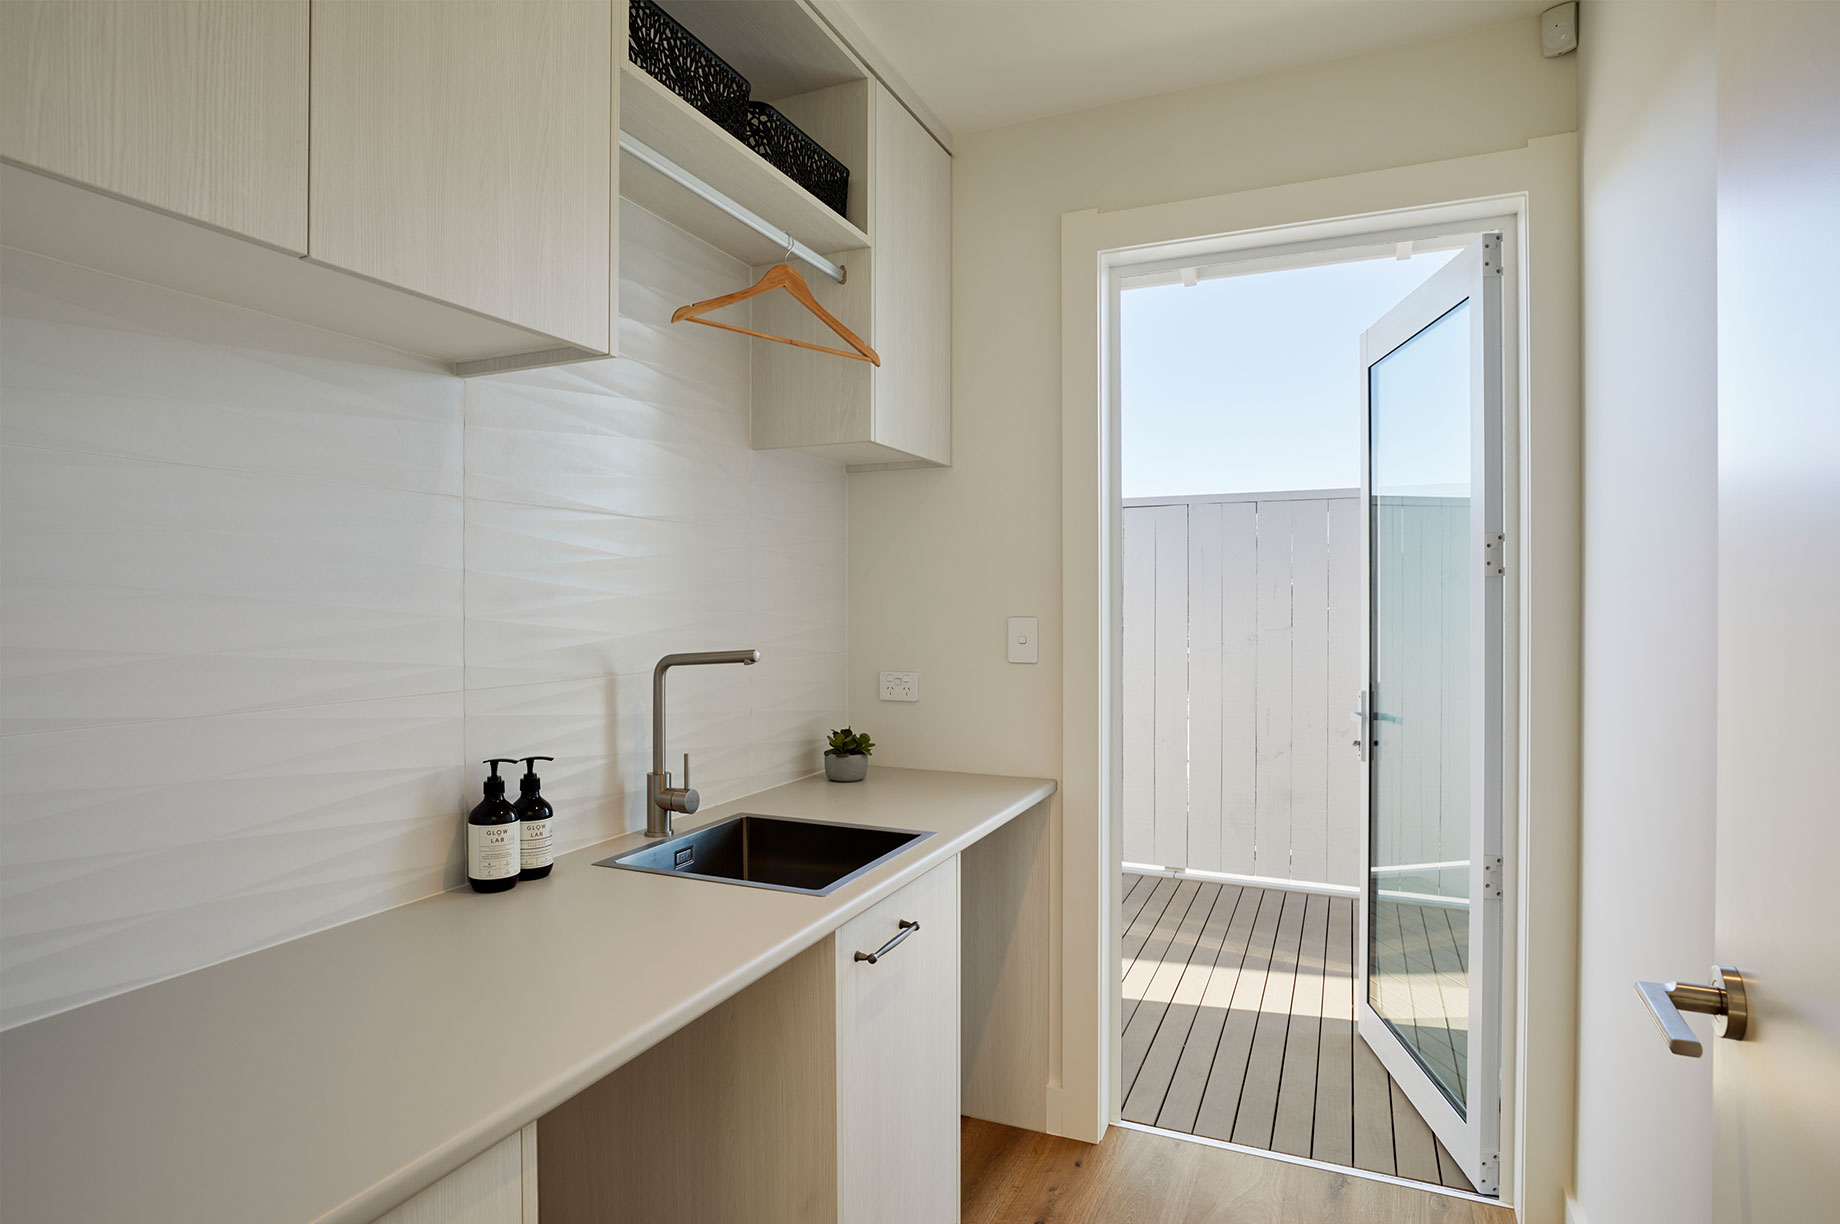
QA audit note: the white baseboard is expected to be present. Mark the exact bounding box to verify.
[1564,1196,1592,1224]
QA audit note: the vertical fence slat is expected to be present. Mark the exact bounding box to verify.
[1122,509,1156,864]
[1152,505,1189,868]
[1254,499,1296,878]
[1124,492,1358,885]
[1290,500,1330,883]
[1187,503,1225,873]
[1220,502,1259,874]
[1326,498,1363,887]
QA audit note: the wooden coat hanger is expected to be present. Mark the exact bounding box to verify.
[671,262,881,366]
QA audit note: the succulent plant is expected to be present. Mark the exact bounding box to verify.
[825,727,875,757]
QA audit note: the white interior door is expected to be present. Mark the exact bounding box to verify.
[1705,4,1840,1216]
[1354,235,1504,1194]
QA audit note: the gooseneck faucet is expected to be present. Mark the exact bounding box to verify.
[647,649,761,837]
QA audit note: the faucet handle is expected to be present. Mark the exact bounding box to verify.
[676,752,700,814]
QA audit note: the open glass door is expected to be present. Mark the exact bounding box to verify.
[1356,234,1504,1194]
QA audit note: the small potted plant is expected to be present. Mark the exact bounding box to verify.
[824,727,874,782]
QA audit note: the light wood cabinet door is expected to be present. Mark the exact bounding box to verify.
[0,0,308,251]
[835,858,961,1224]
[867,82,952,466]
[309,0,614,353]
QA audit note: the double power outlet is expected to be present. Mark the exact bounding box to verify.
[878,671,920,702]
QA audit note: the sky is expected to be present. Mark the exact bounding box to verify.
[1120,249,1460,499]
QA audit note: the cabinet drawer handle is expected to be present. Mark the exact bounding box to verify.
[854,919,920,964]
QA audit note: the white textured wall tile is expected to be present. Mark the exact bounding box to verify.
[0,692,465,1027]
[0,250,462,497]
[463,499,750,688]
[0,200,846,1030]
[1,447,465,733]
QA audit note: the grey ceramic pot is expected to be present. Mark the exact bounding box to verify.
[825,753,869,782]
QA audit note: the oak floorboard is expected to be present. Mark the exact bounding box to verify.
[962,1117,1513,1224]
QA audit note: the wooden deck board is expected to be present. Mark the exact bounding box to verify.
[1122,879,1204,1029]
[1311,895,1356,1166]
[1119,882,1223,1088]
[1121,885,1246,1122]
[1269,892,1329,1157]
[1121,875,1479,1198]
[1228,890,1308,1147]
[1189,888,1285,1141]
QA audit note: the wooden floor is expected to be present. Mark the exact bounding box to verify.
[1118,873,1476,1193]
[964,1117,1511,1224]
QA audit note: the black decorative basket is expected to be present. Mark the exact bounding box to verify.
[740,102,851,218]
[628,0,750,138]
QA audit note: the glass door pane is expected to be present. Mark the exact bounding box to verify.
[1368,301,1473,1116]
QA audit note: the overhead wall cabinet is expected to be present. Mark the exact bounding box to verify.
[0,0,310,252]
[1,0,949,459]
[308,0,615,364]
[0,0,617,374]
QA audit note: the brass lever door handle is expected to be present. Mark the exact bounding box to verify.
[1634,965,1749,1057]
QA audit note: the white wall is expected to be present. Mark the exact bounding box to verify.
[848,18,1574,771]
[847,13,1575,1154]
[1571,5,1718,1224]
[0,205,847,1029]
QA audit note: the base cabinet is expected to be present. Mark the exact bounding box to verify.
[540,858,962,1224]
[836,859,961,1223]
[371,1125,537,1224]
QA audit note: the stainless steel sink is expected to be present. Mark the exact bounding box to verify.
[595,813,931,896]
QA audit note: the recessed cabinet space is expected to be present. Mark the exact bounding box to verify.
[0,0,617,374]
[539,858,962,1224]
[615,0,952,469]
[309,0,616,363]
[0,0,309,250]
[748,82,952,469]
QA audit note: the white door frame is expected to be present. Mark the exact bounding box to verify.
[1058,135,1579,1219]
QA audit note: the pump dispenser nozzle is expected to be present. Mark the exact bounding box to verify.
[518,756,553,794]
[481,758,517,798]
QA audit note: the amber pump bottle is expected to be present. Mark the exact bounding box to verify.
[514,756,555,880]
[467,759,520,893]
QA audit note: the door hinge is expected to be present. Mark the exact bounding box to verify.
[1482,232,1504,276]
[1476,1152,1501,1195]
[1483,533,1506,576]
[1483,854,1504,898]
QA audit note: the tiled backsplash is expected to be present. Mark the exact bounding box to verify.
[0,207,847,1029]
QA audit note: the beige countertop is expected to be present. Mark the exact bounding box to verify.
[0,767,1055,1224]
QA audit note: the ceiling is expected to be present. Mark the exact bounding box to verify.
[833,0,1551,135]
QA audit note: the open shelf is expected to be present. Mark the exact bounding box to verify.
[618,63,869,268]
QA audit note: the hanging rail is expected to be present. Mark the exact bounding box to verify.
[619,133,848,284]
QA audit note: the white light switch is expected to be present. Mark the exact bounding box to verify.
[879,671,920,702]
[1007,617,1038,664]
